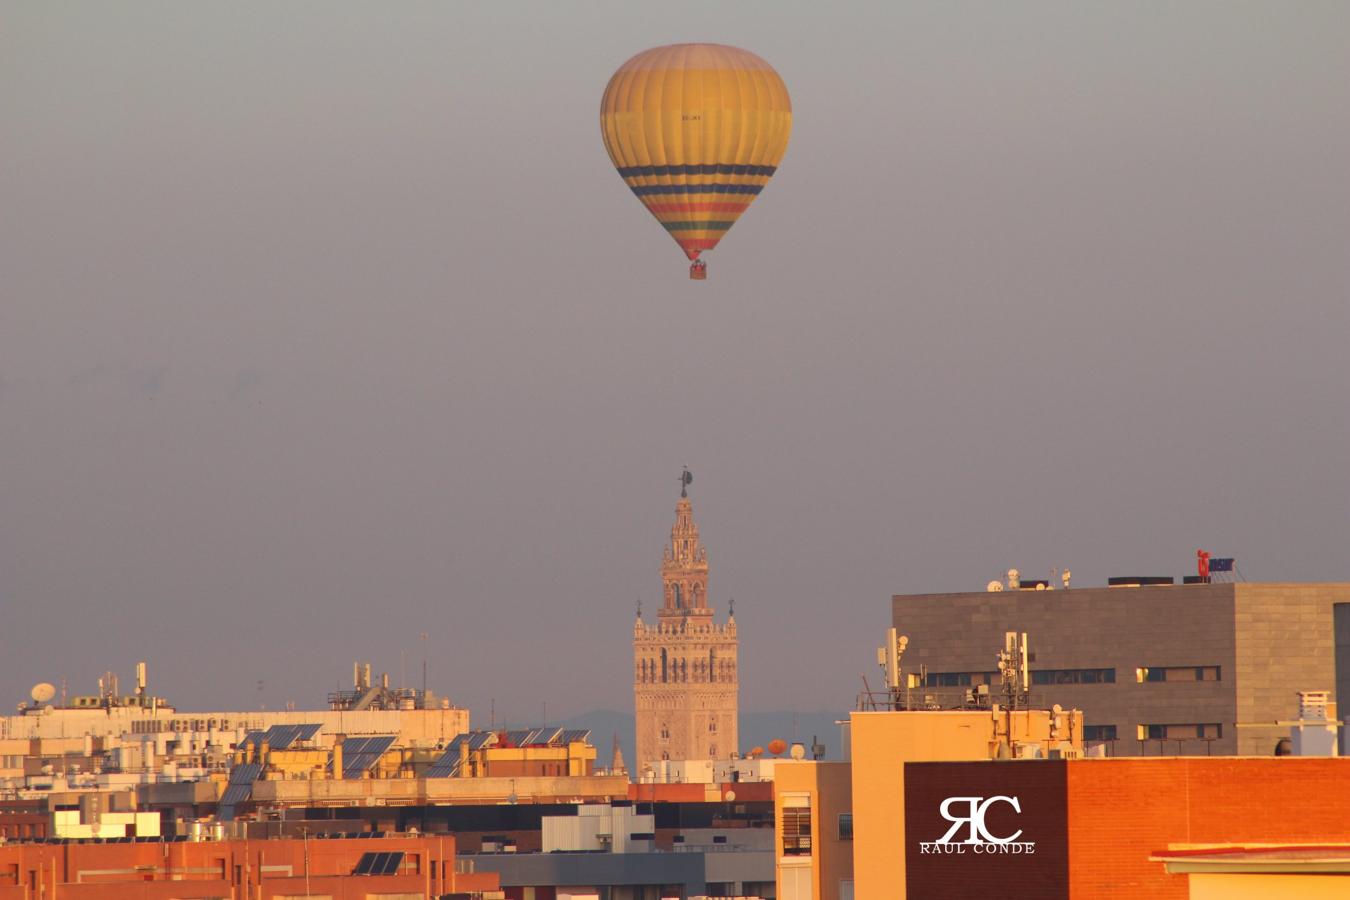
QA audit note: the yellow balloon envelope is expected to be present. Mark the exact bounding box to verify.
[600,44,792,279]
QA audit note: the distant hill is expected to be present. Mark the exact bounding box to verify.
[557,709,849,771]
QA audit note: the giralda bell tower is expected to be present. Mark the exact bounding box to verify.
[633,469,739,775]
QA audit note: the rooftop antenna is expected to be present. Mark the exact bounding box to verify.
[420,632,429,703]
[876,627,909,709]
[1062,569,1072,590]
[996,632,1030,710]
[680,466,692,498]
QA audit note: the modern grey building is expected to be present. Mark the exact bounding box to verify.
[891,581,1350,756]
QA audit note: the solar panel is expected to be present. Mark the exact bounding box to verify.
[502,730,531,747]
[220,784,252,804]
[269,725,299,749]
[424,753,460,779]
[357,851,402,876]
[330,735,396,778]
[261,723,322,749]
[425,730,503,777]
[559,729,591,745]
[241,731,267,748]
[219,760,264,819]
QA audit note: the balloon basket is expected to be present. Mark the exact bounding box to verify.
[689,261,707,281]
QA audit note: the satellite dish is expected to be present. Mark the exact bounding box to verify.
[987,581,1004,592]
[1052,704,1063,715]
[767,739,787,757]
[31,683,56,705]
[723,790,736,802]
[789,743,806,760]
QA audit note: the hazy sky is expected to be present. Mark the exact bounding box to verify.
[2,2,1347,724]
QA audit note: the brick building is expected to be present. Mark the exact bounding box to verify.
[0,834,499,899]
[0,799,46,841]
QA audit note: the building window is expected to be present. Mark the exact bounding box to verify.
[1084,725,1118,742]
[1030,668,1115,685]
[923,671,999,687]
[1138,666,1222,683]
[781,802,812,856]
[1142,723,1223,740]
[660,723,669,741]
[838,813,853,841]
[709,720,717,733]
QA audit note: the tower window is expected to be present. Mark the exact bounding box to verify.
[672,584,682,607]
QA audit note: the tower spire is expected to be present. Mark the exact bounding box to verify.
[660,478,710,620]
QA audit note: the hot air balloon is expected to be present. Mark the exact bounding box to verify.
[600,44,792,280]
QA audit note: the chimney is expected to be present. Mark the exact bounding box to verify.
[332,736,345,780]
[459,739,470,778]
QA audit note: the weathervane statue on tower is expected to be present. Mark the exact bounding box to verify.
[680,466,692,498]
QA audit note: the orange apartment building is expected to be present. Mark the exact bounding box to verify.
[775,707,1081,900]
[904,756,1350,898]
[0,834,501,900]
[778,729,1350,900]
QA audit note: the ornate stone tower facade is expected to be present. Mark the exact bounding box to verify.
[633,474,739,775]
